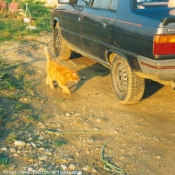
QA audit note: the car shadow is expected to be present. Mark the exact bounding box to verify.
[70,53,110,93]
[142,80,164,100]
[68,52,164,101]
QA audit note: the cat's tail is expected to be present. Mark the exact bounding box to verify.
[44,46,52,62]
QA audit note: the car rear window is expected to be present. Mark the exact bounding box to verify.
[136,0,171,9]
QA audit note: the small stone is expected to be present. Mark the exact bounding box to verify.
[1,147,8,151]
[65,113,71,117]
[30,142,37,148]
[156,155,162,159]
[83,165,90,171]
[9,148,16,153]
[45,129,62,136]
[38,168,45,172]
[114,130,119,134]
[38,155,48,161]
[92,168,97,173]
[38,147,46,152]
[69,164,77,170]
[28,167,34,171]
[38,135,45,140]
[9,165,17,170]
[14,140,26,147]
[87,139,94,143]
[94,127,99,131]
[45,151,52,155]
[61,164,67,170]
[96,119,101,122]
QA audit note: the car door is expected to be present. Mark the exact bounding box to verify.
[82,0,118,62]
[62,0,87,51]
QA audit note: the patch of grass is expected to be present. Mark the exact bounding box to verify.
[13,103,29,111]
[0,154,10,166]
[54,138,68,147]
[6,133,17,143]
[0,0,51,42]
[26,114,39,121]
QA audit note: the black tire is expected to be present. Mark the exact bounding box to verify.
[53,23,71,60]
[111,55,145,104]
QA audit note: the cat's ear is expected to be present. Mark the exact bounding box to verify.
[72,72,77,76]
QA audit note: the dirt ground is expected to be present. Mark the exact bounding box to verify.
[0,32,175,175]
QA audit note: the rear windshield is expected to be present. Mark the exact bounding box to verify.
[136,0,175,9]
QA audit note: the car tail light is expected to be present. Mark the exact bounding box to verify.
[153,34,175,55]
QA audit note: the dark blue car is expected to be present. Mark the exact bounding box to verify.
[51,0,175,104]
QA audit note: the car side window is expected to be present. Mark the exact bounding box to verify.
[92,0,111,9]
[92,0,118,10]
[76,0,87,6]
[110,0,119,10]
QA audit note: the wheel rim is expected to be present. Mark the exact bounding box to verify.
[116,62,128,94]
[54,28,61,56]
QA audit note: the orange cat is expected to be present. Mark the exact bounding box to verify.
[44,46,79,94]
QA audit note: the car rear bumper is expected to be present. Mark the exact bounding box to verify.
[137,55,175,81]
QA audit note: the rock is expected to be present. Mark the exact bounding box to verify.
[9,148,16,153]
[60,164,67,170]
[114,130,119,134]
[92,168,97,173]
[45,151,52,155]
[9,165,17,170]
[69,164,77,170]
[14,140,26,147]
[1,147,8,151]
[28,167,34,171]
[65,113,71,117]
[94,127,99,131]
[45,129,62,136]
[83,165,90,171]
[30,142,36,148]
[38,135,45,140]
[38,147,46,152]
[38,155,48,161]
[156,155,162,159]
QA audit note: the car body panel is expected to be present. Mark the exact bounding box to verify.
[82,8,117,61]
[52,0,175,82]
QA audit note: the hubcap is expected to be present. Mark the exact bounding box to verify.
[55,29,61,55]
[116,63,127,93]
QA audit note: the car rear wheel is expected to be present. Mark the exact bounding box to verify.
[111,55,145,104]
[53,23,71,60]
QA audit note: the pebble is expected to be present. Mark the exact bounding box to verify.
[45,151,52,155]
[30,142,37,148]
[68,164,77,170]
[14,140,26,147]
[114,130,119,134]
[65,113,71,117]
[61,164,67,170]
[38,155,48,161]
[28,167,34,172]
[156,155,162,159]
[9,148,16,153]
[45,129,62,136]
[83,165,90,171]
[1,147,8,151]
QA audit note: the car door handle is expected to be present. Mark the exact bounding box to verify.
[103,19,110,28]
[78,16,83,22]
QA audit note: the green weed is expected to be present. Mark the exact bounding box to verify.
[54,138,68,147]
[0,0,51,42]
[0,154,10,166]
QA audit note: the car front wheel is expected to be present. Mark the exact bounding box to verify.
[111,55,145,104]
[53,23,71,60]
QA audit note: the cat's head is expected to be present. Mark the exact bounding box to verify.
[68,71,79,83]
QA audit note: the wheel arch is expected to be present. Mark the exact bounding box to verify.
[53,17,60,29]
[106,50,141,71]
